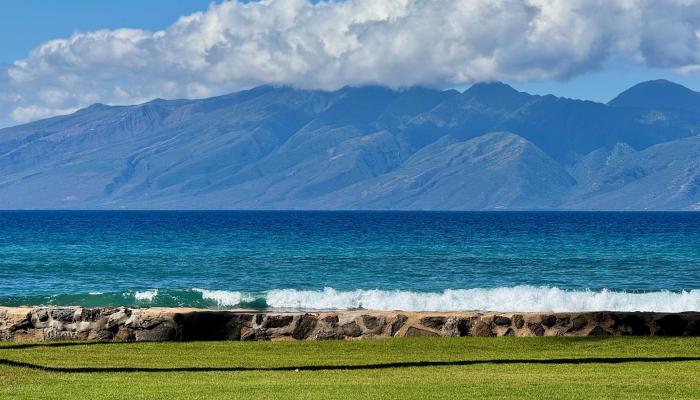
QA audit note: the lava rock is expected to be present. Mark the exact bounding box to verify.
[513,314,525,329]
[587,326,611,336]
[79,308,102,322]
[292,314,318,340]
[442,318,470,337]
[341,322,362,338]
[361,315,386,333]
[135,323,177,341]
[404,327,438,337]
[420,316,447,330]
[51,309,75,323]
[617,314,650,336]
[569,316,588,332]
[241,328,270,341]
[472,320,495,337]
[390,315,408,336]
[528,322,545,336]
[541,315,557,328]
[264,315,294,329]
[655,315,687,336]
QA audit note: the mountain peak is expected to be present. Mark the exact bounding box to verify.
[462,81,531,109]
[608,80,700,113]
[465,81,518,95]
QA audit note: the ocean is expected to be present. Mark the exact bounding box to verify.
[0,211,698,312]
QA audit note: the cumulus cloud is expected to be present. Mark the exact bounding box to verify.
[3,0,700,125]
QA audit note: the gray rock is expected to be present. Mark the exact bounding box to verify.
[79,308,102,322]
[264,315,294,329]
[472,320,495,337]
[588,326,612,336]
[513,314,525,329]
[51,309,75,323]
[654,315,687,336]
[135,323,177,342]
[528,322,545,336]
[541,315,557,328]
[404,327,439,337]
[35,309,49,322]
[241,328,270,341]
[442,318,470,337]
[43,327,80,341]
[9,314,33,332]
[361,315,386,333]
[390,315,408,336]
[569,316,588,332]
[341,322,362,338]
[420,316,447,330]
[493,315,512,326]
[616,314,649,336]
[292,314,318,340]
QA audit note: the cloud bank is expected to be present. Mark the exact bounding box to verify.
[3,0,700,125]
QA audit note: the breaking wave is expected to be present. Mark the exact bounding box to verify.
[2,286,698,312]
[262,287,700,312]
[134,289,158,302]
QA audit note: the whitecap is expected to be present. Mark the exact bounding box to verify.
[264,286,700,312]
[134,289,158,302]
[192,288,253,307]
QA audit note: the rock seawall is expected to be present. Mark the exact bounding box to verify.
[1,307,698,342]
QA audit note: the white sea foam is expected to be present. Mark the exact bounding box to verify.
[192,288,252,307]
[263,286,700,312]
[134,289,158,302]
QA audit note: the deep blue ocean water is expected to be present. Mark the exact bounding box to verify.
[0,211,698,311]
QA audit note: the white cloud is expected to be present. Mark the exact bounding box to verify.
[3,0,700,125]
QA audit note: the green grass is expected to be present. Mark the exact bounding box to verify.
[1,337,699,399]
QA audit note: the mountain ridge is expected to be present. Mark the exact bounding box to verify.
[2,80,700,210]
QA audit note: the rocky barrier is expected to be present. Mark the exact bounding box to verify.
[1,307,698,342]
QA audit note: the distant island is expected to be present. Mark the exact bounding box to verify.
[1,79,700,210]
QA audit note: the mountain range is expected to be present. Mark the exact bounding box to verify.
[1,79,700,210]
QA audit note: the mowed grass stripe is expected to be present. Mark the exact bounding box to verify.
[1,337,699,399]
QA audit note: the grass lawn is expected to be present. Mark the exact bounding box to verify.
[1,337,699,399]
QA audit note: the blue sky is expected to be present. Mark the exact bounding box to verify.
[2,0,700,126]
[0,0,213,65]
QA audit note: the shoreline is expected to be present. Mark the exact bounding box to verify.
[1,307,698,342]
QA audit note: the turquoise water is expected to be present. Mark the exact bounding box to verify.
[0,211,698,311]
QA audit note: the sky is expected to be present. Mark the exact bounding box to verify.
[2,0,700,128]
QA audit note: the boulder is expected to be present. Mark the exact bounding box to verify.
[241,328,270,341]
[420,316,447,330]
[341,322,362,338]
[587,326,612,336]
[472,320,495,337]
[541,315,557,328]
[654,315,687,336]
[570,316,588,332]
[292,314,318,340]
[616,314,650,336]
[264,315,295,329]
[79,308,102,322]
[361,315,386,334]
[528,322,545,336]
[390,315,408,336]
[513,314,525,329]
[51,309,75,323]
[135,323,177,341]
[442,318,470,337]
[404,327,438,337]
[493,315,511,326]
